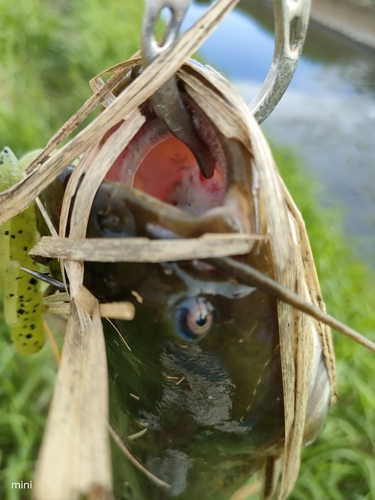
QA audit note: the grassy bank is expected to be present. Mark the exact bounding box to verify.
[273,148,375,500]
[1,1,375,499]
[0,0,143,157]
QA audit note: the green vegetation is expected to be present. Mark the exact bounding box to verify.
[1,1,375,499]
[0,0,143,157]
[274,147,375,500]
[0,312,56,500]
[0,1,144,498]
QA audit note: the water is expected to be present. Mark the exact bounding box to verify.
[180,0,375,268]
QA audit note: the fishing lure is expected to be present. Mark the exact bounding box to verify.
[0,147,45,355]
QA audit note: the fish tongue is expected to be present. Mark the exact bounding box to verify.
[88,180,243,240]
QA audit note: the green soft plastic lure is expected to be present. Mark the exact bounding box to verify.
[0,147,45,355]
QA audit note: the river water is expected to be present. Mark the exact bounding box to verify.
[181,0,375,269]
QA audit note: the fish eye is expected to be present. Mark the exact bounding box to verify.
[173,298,214,342]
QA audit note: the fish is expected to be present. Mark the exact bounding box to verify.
[38,59,334,499]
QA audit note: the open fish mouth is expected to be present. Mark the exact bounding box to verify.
[80,82,258,243]
[40,83,260,298]
[41,77,261,269]
[102,96,227,215]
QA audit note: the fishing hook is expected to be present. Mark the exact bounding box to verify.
[250,0,311,123]
[141,0,215,179]
[20,267,67,292]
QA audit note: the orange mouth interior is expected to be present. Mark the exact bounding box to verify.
[105,127,226,216]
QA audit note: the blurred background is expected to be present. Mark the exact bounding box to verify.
[0,0,374,498]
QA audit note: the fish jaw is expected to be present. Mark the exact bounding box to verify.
[82,91,259,242]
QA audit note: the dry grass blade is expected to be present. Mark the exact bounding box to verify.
[99,303,135,321]
[68,109,145,243]
[281,178,337,396]
[33,300,112,500]
[44,305,71,315]
[108,424,171,490]
[43,292,71,304]
[44,301,135,321]
[208,257,375,354]
[30,234,263,262]
[25,56,141,176]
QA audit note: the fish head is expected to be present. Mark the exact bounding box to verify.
[38,62,331,498]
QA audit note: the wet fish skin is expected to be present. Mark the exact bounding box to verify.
[39,169,284,498]
[104,256,283,500]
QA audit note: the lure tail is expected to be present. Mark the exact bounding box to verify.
[0,147,45,355]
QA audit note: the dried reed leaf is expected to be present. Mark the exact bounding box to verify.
[44,292,70,304]
[33,299,112,500]
[58,148,94,238]
[64,260,84,299]
[89,52,141,108]
[76,285,100,315]
[44,305,71,316]
[280,179,337,404]
[99,302,135,321]
[35,197,58,236]
[68,109,145,242]
[26,56,141,176]
[30,234,261,262]
[279,283,313,495]
[45,301,135,321]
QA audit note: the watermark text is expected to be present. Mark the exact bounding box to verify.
[11,481,32,489]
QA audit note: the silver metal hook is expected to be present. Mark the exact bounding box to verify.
[20,267,67,291]
[142,0,191,63]
[141,0,310,136]
[250,0,311,124]
[141,0,215,179]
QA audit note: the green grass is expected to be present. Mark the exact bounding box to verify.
[273,147,375,500]
[0,309,56,500]
[0,0,143,157]
[1,1,375,499]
